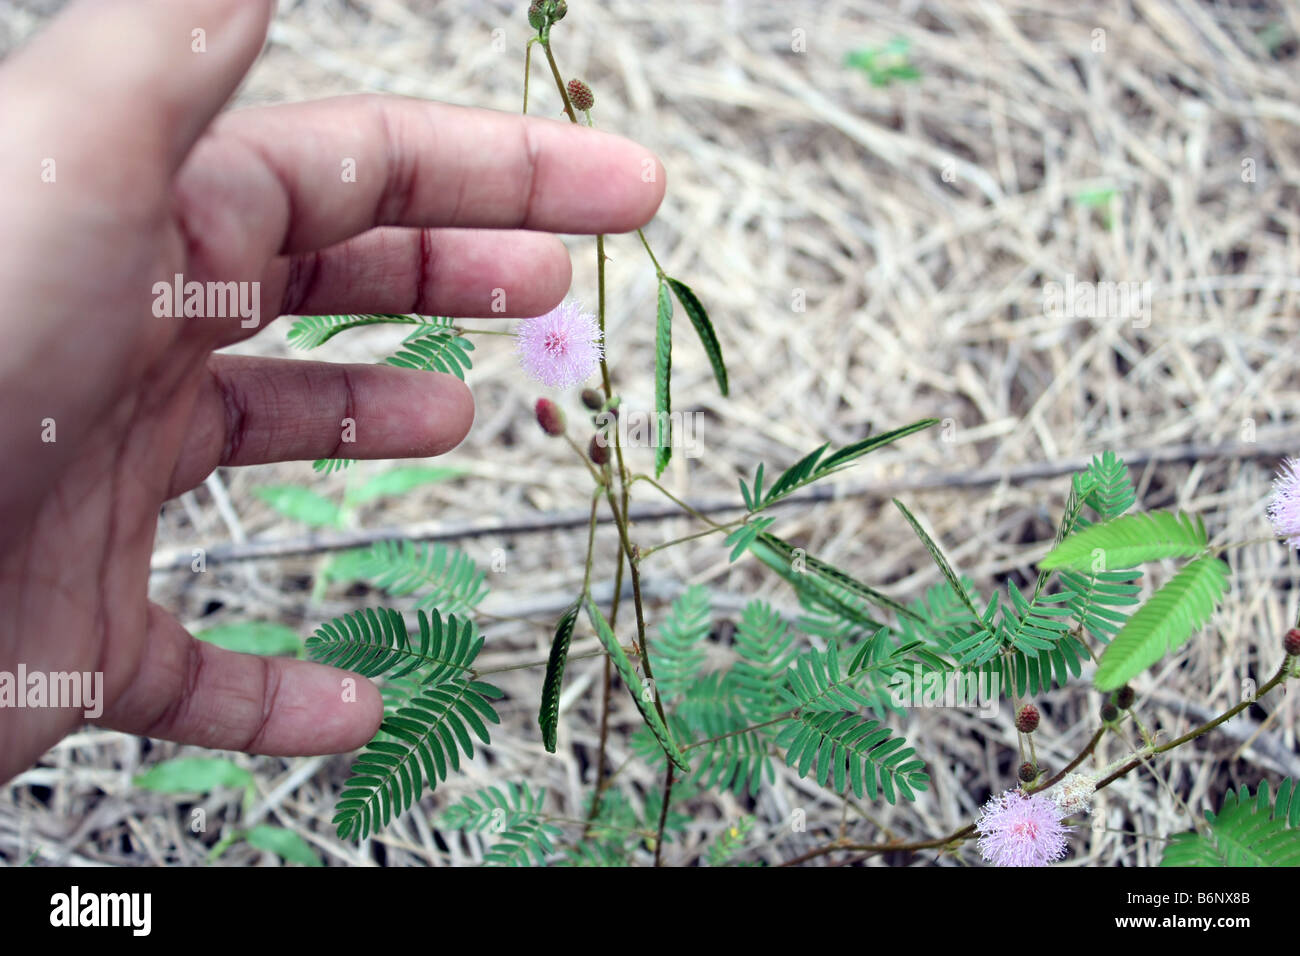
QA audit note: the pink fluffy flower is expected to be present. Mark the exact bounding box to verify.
[1268,457,1300,549]
[975,789,1072,867]
[515,300,603,389]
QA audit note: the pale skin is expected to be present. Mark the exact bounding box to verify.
[0,0,665,783]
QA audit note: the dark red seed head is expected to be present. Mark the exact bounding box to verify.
[1116,685,1136,709]
[1018,762,1036,784]
[567,79,594,111]
[1015,704,1040,734]
[589,433,610,466]
[1285,628,1300,657]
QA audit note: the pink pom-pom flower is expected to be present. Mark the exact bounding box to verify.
[515,300,603,389]
[1268,457,1300,549]
[975,789,1072,867]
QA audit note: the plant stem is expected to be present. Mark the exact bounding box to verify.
[632,473,728,528]
[539,41,577,122]
[654,764,674,867]
[637,229,665,277]
[580,491,600,596]
[522,37,538,114]
[638,523,739,560]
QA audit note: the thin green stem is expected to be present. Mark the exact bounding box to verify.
[638,524,739,560]
[637,229,665,277]
[580,490,601,596]
[522,37,537,114]
[475,645,635,678]
[539,41,577,122]
[682,714,792,752]
[653,764,674,867]
[453,327,514,337]
[631,473,728,528]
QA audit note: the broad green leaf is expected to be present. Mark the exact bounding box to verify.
[195,622,302,657]
[1094,556,1229,690]
[134,758,252,793]
[252,485,343,528]
[667,277,727,396]
[244,825,323,866]
[1040,511,1207,571]
[654,280,673,477]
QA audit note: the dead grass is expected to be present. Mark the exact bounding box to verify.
[3,0,1300,866]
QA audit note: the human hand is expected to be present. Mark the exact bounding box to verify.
[0,0,664,782]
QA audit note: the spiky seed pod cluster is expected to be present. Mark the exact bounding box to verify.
[567,78,594,111]
[1015,703,1039,734]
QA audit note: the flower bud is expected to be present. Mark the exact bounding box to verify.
[1285,627,1300,657]
[1100,701,1119,723]
[527,1,545,30]
[1116,685,1135,709]
[553,0,568,20]
[535,397,565,437]
[567,78,594,111]
[1015,704,1039,734]
[589,433,610,466]
[1018,762,1036,784]
[581,388,604,411]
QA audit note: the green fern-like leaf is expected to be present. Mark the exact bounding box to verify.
[673,673,774,797]
[1094,556,1229,690]
[326,540,489,615]
[585,600,690,773]
[1080,451,1136,519]
[743,420,937,511]
[730,600,797,722]
[334,678,502,840]
[1039,511,1207,571]
[753,532,920,623]
[1160,778,1300,866]
[1058,568,1141,642]
[893,498,982,619]
[651,585,711,703]
[306,607,483,683]
[287,313,443,349]
[774,706,927,804]
[385,324,474,379]
[538,603,579,753]
[439,782,561,867]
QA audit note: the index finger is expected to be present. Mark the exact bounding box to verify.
[186,95,667,257]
